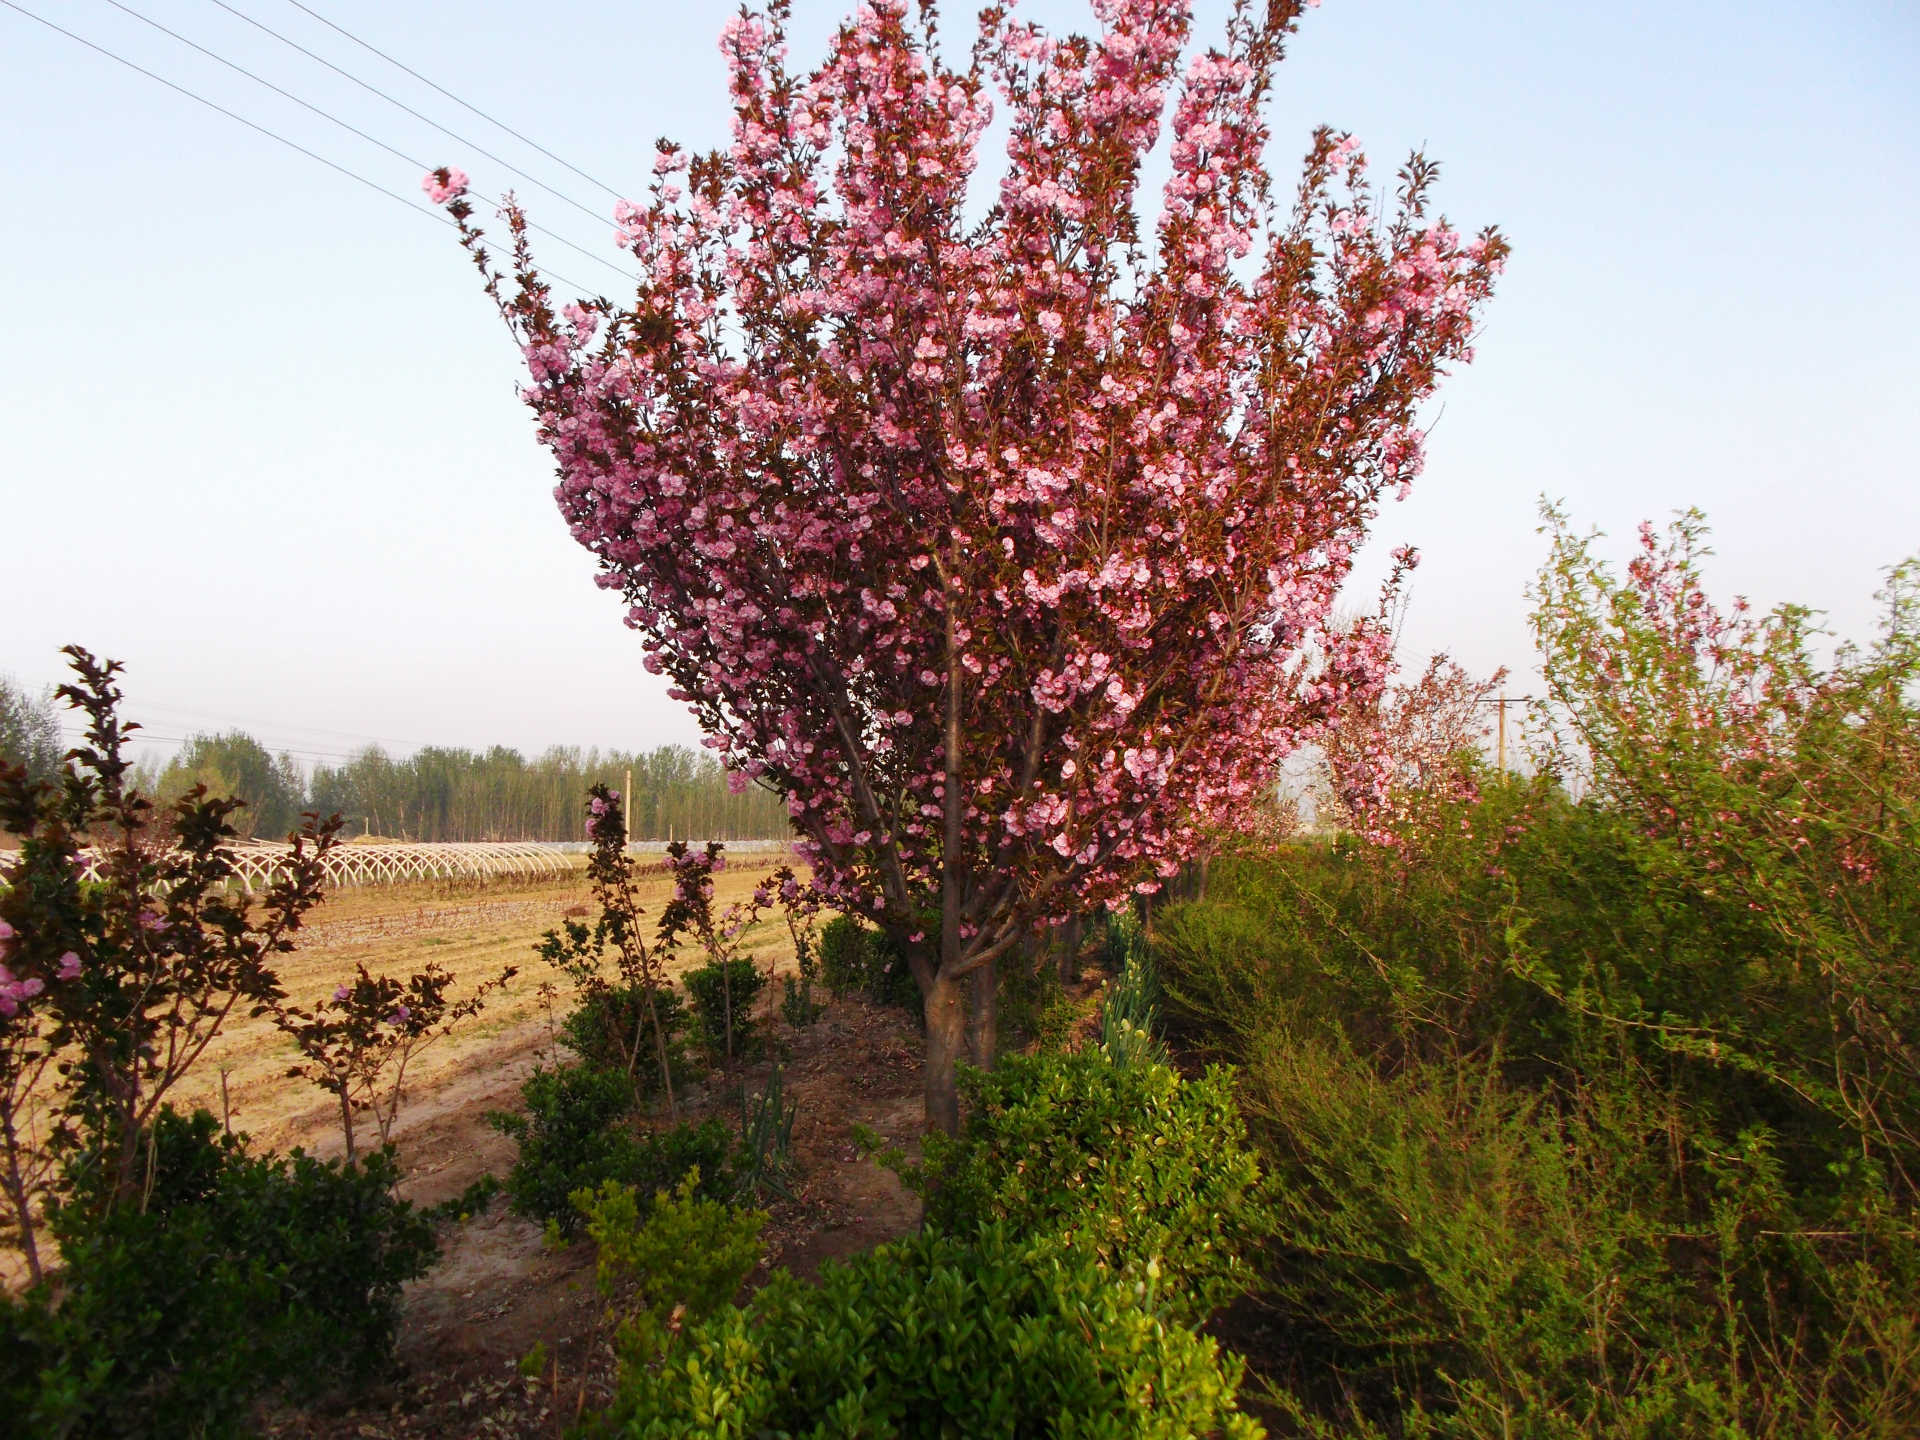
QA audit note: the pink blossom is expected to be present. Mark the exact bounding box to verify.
[0,964,44,1017]
[57,951,82,981]
[422,166,469,205]
[442,0,1503,1090]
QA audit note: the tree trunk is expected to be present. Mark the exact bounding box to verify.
[967,959,997,1071]
[645,986,678,1124]
[923,971,966,1135]
[1059,915,1083,985]
[0,1113,43,1286]
[338,1086,358,1166]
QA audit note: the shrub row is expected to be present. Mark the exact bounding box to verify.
[1156,805,1920,1438]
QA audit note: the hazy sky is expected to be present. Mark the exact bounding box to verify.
[4,0,1916,772]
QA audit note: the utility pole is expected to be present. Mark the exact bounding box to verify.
[1476,695,1537,774]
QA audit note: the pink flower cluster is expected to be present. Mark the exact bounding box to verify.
[442,0,1502,970]
[0,921,83,1017]
[422,166,469,205]
[0,963,42,1017]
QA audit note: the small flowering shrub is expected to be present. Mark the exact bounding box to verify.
[0,648,334,1280]
[656,840,779,1067]
[0,654,438,1432]
[912,1050,1265,1323]
[580,1223,1265,1440]
[538,793,816,1104]
[774,868,826,1028]
[275,956,516,1163]
[537,785,690,1115]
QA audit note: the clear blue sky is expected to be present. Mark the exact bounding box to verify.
[3,0,1916,770]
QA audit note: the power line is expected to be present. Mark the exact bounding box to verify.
[284,0,625,205]
[109,698,432,753]
[99,0,632,285]
[207,0,623,236]
[53,720,364,764]
[0,0,602,295]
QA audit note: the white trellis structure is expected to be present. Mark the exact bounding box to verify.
[0,841,583,893]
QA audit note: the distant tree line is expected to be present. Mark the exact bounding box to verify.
[5,681,793,844]
[0,676,61,788]
[134,734,793,843]
[303,742,789,843]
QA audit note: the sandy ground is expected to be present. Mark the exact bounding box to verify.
[169,856,798,1166]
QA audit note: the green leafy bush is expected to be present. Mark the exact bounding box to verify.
[581,1223,1265,1439]
[815,912,867,998]
[777,971,824,1028]
[914,1050,1264,1322]
[563,983,691,1094]
[574,1168,766,1366]
[0,1107,435,1439]
[681,957,768,1063]
[996,946,1078,1051]
[816,913,920,1014]
[488,1063,736,1236]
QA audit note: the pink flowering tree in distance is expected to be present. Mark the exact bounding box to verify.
[432,0,1504,1130]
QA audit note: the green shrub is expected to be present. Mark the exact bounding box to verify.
[1158,823,1920,1435]
[581,1223,1265,1439]
[816,913,868,998]
[488,1063,736,1236]
[563,983,690,1094]
[489,1062,638,1235]
[778,922,827,1028]
[777,972,823,1028]
[996,946,1078,1051]
[681,957,768,1063]
[915,1050,1264,1322]
[816,913,921,1015]
[1,1107,435,1439]
[1221,1025,1920,1438]
[574,1168,766,1366]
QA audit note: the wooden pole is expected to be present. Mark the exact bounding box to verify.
[624,767,633,847]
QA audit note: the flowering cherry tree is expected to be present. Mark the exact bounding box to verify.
[1320,648,1507,846]
[434,0,1504,1129]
